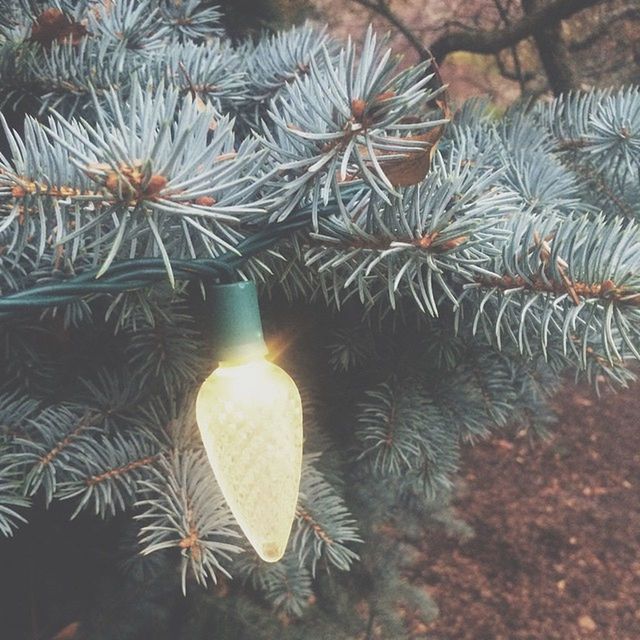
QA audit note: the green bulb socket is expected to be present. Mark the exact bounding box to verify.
[207,281,267,363]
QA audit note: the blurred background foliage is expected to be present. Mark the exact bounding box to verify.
[210,0,314,37]
[234,0,640,106]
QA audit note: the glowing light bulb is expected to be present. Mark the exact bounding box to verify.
[195,281,303,563]
[196,357,302,562]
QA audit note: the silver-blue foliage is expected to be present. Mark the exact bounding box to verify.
[0,1,638,632]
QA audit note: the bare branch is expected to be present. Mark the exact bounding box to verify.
[492,0,528,92]
[429,0,606,61]
[569,6,640,51]
[351,0,433,60]
[352,0,608,63]
[494,51,535,84]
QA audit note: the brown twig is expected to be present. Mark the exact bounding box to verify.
[40,413,96,467]
[296,506,334,545]
[85,454,159,486]
[476,273,639,306]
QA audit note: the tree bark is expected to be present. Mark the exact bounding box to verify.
[522,0,577,95]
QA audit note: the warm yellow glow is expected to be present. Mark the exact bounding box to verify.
[195,357,303,562]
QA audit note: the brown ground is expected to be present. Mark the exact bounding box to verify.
[413,383,640,640]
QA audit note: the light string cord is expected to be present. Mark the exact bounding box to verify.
[0,201,345,318]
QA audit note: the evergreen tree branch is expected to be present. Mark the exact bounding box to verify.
[136,449,242,593]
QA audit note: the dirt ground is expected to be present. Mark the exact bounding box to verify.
[412,383,640,640]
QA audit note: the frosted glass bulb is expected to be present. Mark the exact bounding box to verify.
[195,357,303,563]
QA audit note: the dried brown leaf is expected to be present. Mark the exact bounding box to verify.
[29,9,87,49]
[377,123,446,187]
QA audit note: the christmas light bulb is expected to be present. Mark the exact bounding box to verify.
[196,356,302,562]
[195,281,303,563]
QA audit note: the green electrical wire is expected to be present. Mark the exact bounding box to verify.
[0,202,343,319]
